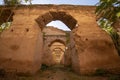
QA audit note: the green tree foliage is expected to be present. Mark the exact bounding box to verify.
[96,0,120,55]
[0,22,11,33]
[3,0,32,5]
[0,0,32,32]
[98,19,120,55]
[96,0,120,23]
[4,0,21,5]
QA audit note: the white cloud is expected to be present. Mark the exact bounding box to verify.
[46,20,71,31]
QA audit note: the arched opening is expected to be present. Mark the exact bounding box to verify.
[36,11,77,30]
[50,41,65,64]
[36,11,77,69]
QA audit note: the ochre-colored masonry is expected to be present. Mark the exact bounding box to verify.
[0,5,120,74]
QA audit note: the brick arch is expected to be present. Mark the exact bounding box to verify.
[35,11,77,30]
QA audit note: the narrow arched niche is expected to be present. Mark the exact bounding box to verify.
[35,11,77,30]
[49,40,66,64]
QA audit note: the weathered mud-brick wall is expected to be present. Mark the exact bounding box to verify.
[0,6,43,74]
[0,5,120,74]
[73,17,120,74]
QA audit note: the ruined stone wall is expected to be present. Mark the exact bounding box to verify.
[0,5,120,74]
[0,22,43,73]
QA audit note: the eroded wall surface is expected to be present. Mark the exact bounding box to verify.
[0,5,120,74]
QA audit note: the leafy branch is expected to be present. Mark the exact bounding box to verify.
[96,0,120,24]
[98,18,120,55]
[0,0,32,32]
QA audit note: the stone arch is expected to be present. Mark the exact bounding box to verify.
[48,39,66,47]
[35,11,77,30]
[53,47,65,52]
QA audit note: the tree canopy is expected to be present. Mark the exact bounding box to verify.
[96,0,120,23]
[96,0,120,55]
[0,0,32,33]
[3,0,31,5]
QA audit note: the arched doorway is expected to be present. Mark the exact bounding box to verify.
[37,11,77,67]
[50,41,65,64]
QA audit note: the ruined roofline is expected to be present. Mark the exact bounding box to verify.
[0,4,96,9]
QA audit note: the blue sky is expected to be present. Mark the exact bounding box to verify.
[0,0,99,5]
[31,0,99,5]
[0,0,99,31]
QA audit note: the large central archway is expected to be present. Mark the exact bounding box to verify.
[36,11,77,55]
[36,11,77,67]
